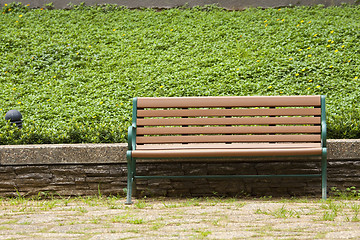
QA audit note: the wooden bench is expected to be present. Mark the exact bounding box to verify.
[126,96,327,204]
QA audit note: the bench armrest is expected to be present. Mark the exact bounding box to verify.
[127,124,137,151]
[321,121,327,148]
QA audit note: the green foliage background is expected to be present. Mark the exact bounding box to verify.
[0,3,359,144]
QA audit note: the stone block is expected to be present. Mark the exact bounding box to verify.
[278,181,308,188]
[147,179,171,187]
[190,189,216,197]
[109,165,126,176]
[16,173,52,180]
[0,181,16,188]
[0,173,17,181]
[14,178,52,186]
[0,190,18,197]
[328,139,360,160]
[207,163,257,175]
[171,181,194,190]
[13,166,49,174]
[285,169,321,174]
[167,189,191,197]
[50,166,85,176]
[211,181,246,194]
[74,177,87,183]
[303,186,322,194]
[72,183,89,189]
[207,164,237,174]
[291,162,320,168]
[0,166,15,173]
[83,165,111,176]
[181,163,207,175]
[86,176,118,184]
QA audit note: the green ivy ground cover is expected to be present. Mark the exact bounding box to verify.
[0,4,359,144]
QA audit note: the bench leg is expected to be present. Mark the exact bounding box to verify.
[125,158,135,205]
[321,150,327,200]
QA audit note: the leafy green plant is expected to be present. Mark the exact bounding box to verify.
[0,5,359,144]
[331,187,360,200]
[1,2,30,14]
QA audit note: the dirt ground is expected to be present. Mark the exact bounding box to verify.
[0,196,360,239]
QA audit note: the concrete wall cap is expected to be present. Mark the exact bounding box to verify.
[1,140,360,165]
[0,143,127,165]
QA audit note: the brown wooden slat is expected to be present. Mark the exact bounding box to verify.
[137,96,321,108]
[131,148,322,158]
[137,126,321,135]
[138,108,321,118]
[137,117,321,126]
[136,143,322,150]
[136,135,321,144]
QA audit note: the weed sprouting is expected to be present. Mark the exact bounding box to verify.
[255,205,300,219]
[351,204,360,213]
[193,228,212,239]
[76,207,88,213]
[111,213,145,225]
[162,202,179,208]
[274,206,300,219]
[90,217,101,224]
[331,187,360,200]
[128,218,145,224]
[134,199,151,209]
[320,201,344,213]
[182,198,200,207]
[321,211,337,221]
[38,200,59,211]
[318,200,347,221]
[350,204,360,222]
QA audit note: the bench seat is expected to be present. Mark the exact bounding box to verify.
[132,147,322,158]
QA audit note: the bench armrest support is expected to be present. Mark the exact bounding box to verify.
[321,95,327,148]
[128,124,136,151]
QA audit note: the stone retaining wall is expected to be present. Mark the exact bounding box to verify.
[0,139,359,198]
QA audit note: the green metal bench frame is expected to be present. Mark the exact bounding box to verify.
[126,96,327,204]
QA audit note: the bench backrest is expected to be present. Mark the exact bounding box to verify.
[132,96,326,148]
